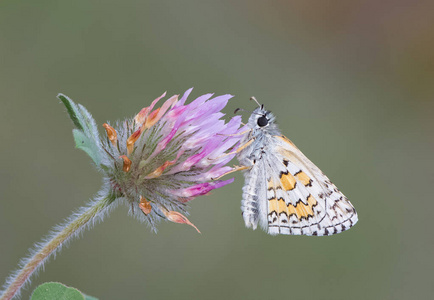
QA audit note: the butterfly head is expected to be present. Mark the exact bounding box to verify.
[248,106,280,136]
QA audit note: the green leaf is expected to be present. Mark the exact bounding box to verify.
[31,282,98,300]
[73,129,101,166]
[58,95,84,131]
[58,94,103,166]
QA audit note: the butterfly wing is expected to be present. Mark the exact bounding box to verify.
[262,135,358,236]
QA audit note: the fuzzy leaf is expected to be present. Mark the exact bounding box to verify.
[58,94,102,166]
[72,129,101,166]
[58,95,84,131]
[31,282,98,300]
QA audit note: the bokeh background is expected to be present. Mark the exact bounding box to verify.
[1,1,433,299]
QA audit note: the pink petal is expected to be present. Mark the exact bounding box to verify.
[171,178,234,199]
[134,92,166,126]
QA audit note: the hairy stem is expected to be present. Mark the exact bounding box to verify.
[0,190,117,300]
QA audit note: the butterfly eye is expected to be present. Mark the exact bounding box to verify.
[257,116,268,127]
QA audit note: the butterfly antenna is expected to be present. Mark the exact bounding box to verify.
[250,96,263,109]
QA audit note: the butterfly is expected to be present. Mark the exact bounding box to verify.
[235,98,358,236]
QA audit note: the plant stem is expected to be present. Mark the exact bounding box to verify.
[0,191,117,300]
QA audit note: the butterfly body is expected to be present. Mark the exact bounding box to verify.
[237,105,358,236]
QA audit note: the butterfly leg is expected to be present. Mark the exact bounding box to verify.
[211,165,251,180]
[209,138,254,162]
[216,129,251,137]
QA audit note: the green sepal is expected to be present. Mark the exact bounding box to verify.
[31,282,98,300]
[58,94,102,166]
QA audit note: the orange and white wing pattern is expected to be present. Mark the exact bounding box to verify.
[237,103,358,236]
[264,135,358,236]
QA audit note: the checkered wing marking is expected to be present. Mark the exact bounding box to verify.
[265,135,358,236]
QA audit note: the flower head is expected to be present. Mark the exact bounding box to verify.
[94,88,243,231]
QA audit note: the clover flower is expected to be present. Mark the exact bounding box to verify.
[98,88,243,231]
[0,89,243,300]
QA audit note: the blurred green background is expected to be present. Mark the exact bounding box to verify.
[1,1,433,299]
